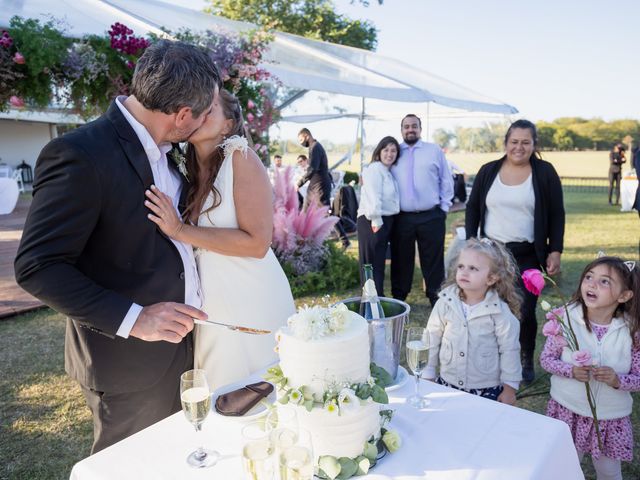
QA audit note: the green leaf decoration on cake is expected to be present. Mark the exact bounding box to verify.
[336,458,358,479]
[370,363,393,387]
[370,385,388,404]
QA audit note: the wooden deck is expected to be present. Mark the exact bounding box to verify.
[0,195,44,318]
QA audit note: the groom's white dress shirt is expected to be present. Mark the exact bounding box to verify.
[115,97,202,338]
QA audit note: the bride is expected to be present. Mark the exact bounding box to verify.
[145,89,295,389]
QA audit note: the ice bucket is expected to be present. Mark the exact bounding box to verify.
[337,297,410,380]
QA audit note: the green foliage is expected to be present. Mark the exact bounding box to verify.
[432,128,455,149]
[284,242,360,298]
[9,16,70,107]
[207,0,378,50]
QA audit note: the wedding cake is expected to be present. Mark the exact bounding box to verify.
[268,304,386,461]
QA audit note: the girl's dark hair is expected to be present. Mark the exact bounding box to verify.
[571,256,640,345]
[501,119,543,162]
[371,136,400,165]
[183,89,245,222]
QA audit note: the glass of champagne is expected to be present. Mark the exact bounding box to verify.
[279,428,314,480]
[242,421,275,480]
[180,369,219,468]
[405,326,430,408]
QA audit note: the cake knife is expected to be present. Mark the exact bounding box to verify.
[193,318,271,335]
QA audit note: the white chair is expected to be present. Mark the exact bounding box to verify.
[12,169,24,193]
[0,177,19,214]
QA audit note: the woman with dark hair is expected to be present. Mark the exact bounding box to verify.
[145,89,295,389]
[466,119,565,383]
[356,136,401,295]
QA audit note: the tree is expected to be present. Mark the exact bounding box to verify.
[432,128,455,149]
[207,0,378,51]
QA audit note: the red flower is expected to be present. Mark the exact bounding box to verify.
[522,269,545,296]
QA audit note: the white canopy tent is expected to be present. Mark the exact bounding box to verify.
[0,0,517,169]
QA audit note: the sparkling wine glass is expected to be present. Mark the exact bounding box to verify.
[180,369,219,468]
[279,428,314,480]
[242,421,275,480]
[405,326,430,408]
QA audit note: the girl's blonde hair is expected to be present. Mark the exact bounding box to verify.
[443,237,522,318]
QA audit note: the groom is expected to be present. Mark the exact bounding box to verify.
[15,40,220,453]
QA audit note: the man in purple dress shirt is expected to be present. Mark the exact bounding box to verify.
[390,114,454,306]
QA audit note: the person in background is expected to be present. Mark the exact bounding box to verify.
[448,159,468,204]
[297,128,350,249]
[540,256,640,480]
[273,154,283,169]
[357,136,400,295]
[294,154,309,208]
[608,144,626,206]
[633,144,640,259]
[425,237,522,404]
[390,114,453,306]
[466,119,565,384]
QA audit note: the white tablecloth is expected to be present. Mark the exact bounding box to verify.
[620,174,638,212]
[70,373,584,480]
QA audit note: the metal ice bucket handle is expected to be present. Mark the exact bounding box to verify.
[336,297,410,380]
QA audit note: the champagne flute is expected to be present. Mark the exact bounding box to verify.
[180,369,219,468]
[279,428,314,480]
[405,326,430,408]
[242,421,275,480]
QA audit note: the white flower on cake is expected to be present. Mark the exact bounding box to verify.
[324,399,338,414]
[382,430,401,453]
[366,376,376,387]
[287,304,351,340]
[289,388,303,405]
[337,388,359,413]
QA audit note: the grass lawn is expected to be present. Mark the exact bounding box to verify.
[1,190,639,479]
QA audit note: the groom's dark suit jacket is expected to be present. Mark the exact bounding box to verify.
[15,102,190,394]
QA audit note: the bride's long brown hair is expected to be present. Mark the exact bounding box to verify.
[183,89,246,222]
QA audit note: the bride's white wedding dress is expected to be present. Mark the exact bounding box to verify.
[194,136,295,390]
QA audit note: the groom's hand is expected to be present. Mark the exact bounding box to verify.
[130,303,207,343]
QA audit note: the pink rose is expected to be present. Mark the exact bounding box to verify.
[522,269,545,296]
[542,319,562,337]
[572,349,592,367]
[553,335,568,348]
[13,52,25,64]
[247,99,255,110]
[247,112,254,122]
[9,95,24,108]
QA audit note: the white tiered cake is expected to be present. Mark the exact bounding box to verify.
[273,305,382,459]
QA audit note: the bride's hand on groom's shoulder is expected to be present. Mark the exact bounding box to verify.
[130,302,207,343]
[145,185,184,240]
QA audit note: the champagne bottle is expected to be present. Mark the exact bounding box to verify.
[359,264,384,319]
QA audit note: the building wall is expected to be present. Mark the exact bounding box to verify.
[0,119,56,171]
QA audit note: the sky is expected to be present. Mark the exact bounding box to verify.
[186,0,639,145]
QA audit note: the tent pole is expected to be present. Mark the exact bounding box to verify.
[426,102,430,140]
[360,97,366,173]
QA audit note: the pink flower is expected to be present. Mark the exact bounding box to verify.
[522,269,545,296]
[572,350,592,367]
[542,319,562,337]
[9,95,24,108]
[13,52,25,64]
[545,307,564,322]
[247,112,255,122]
[553,335,568,348]
[247,99,255,110]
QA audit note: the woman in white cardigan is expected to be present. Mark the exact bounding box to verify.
[357,136,401,295]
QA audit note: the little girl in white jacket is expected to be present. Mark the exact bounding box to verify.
[425,237,522,404]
